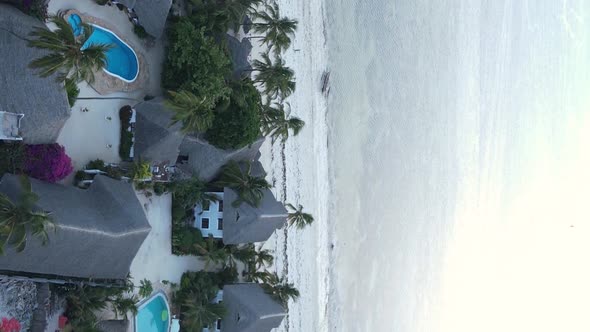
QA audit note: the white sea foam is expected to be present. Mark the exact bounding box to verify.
[267,0,590,331]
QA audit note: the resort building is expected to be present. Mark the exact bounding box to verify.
[220,187,288,245]
[0,174,151,285]
[0,5,70,144]
[221,284,286,332]
[177,135,265,182]
[132,99,264,182]
[117,0,173,38]
[193,187,288,245]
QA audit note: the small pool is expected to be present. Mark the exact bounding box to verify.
[68,14,139,82]
[135,293,170,332]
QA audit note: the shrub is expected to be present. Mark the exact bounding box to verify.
[64,77,79,108]
[119,106,134,160]
[133,24,149,39]
[23,144,73,183]
[0,143,24,175]
[19,0,48,21]
[153,182,169,195]
[86,159,105,170]
[205,79,262,149]
[162,18,231,107]
[132,161,152,181]
[94,0,109,5]
[172,226,204,255]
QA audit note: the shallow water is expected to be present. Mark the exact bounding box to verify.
[325,0,590,331]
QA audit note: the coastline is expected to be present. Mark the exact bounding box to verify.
[253,0,332,329]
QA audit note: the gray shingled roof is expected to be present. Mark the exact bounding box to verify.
[0,4,70,144]
[178,136,264,182]
[222,187,287,245]
[96,319,129,332]
[120,0,172,38]
[221,284,286,332]
[226,35,252,79]
[133,99,183,165]
[0,174,151,281]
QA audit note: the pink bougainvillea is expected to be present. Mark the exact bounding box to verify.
[24,144,74,183]
[0,317,21,332]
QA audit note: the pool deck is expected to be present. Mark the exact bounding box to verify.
[63,9,149,95]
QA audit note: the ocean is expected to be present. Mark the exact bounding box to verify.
[264,0,590,331]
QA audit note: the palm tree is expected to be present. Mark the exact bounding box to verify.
[262,102,305,143]
[165,90,215,133]
[253,247,274,268]
[222,0,264,26]
[194,236,231,269]
[252,3,298,53]
[286,203,314,229]
[216,161,271,207]
[112,295,139,319]
[244,269,273,283]
[261,272,300,306]
[28,13,111,83]
[251,52,295,100]
[0,176,55,255]
[182,294,227,330]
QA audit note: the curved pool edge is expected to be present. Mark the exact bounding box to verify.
[134,290,171,332]
[89,23,140,83]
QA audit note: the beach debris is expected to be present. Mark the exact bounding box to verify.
[321,70,330,96]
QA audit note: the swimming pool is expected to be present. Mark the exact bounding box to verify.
[68,14,139,82]
[135,292,170,332]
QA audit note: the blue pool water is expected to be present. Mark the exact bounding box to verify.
[68,14,139,82]
[135,293,170,332]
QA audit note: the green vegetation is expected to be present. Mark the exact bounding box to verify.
[252,3,298,54]
[138,279,153,298]
[131,161,152,181]
[169,177,215,255]
[133,24,149,39]
[252,52,296,100]
[119,106,133,161]
[65,77,79,107]
[74,159,124,188]
[173,270,237,331]
[262,102,305,142]
[28,13,111,83]
[286,203,314,229]
[260,272,300,306]
[0,176,54,255]
[205,79,262,149]
[165,90,215,133]
[55,282,137,329]
[0,143,24,176]
[162,18,231,107]
[216,160,271,207]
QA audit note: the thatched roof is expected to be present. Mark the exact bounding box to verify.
[178,136,264,182]
[119,0,172,38]
[0,174,151,281]
[222,186,287,245]
[226,35,252,79]
[0,4,70,144]
[221,284,286,332]
[133,99,183,165]
[96,319,130,332]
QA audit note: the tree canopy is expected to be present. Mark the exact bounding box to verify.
[162,18,232,108]
[205,79,262,149]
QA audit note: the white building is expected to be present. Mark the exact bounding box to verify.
[194,192,224,239]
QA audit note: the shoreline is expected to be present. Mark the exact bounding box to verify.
[255,0,332,329]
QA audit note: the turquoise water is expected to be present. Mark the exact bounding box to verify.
[135,294,170,332]
[68,14,139,81]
